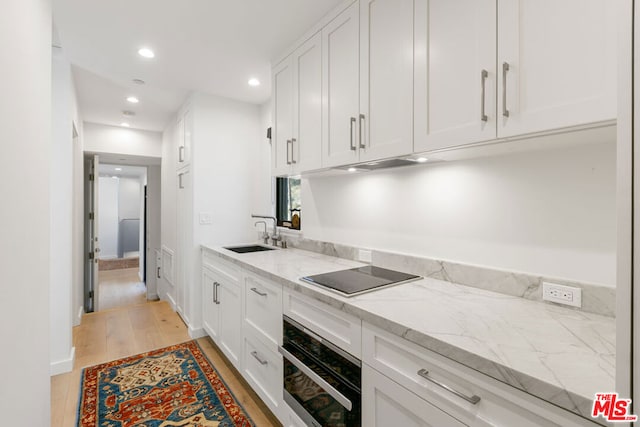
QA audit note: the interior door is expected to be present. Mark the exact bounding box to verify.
[414,0,497,153]
[176,168,191,322]
[359,0,414,162]
[322,1,360,168]
[84,154,100,312]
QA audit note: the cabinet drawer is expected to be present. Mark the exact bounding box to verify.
[283,289,362,358]
[201,251,242,284]
[244,273,283,349]
[243,331,283,417]
[362,323,579,427]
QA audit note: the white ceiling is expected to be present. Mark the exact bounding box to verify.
[53,0,345,132]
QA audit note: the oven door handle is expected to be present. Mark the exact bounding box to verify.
[278,346,353,411]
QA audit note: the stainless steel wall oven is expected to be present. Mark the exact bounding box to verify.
[279,316,361,427]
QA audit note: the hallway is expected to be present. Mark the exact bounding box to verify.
[97,267,147,311]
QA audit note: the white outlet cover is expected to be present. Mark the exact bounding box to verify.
[542,282,582,308]
[358,249,372,263]
[199,212,213,225]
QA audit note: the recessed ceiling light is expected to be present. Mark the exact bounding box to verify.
[111,176,118,179]
[126,96,139,104]
[132,79,145,85]
[415,157,428,163]
[115,167,122,171]
[347,167,357,173]
[138,48,155,59]
[120,122,130,127]
[248,78,260,87]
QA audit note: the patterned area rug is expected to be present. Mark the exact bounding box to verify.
[77,340,254,427]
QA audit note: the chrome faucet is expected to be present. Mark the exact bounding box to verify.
[254,221,269,244]
[251,214,281,246]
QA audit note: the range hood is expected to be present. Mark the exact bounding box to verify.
[340,158,422,171]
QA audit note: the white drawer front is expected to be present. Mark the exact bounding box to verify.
[243,332,283,416]
[244,273,282,348]
[202,252,242,284]
[283,290,362,358]
[362,323,573,427]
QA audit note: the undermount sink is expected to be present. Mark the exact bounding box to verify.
[223,245,276,254]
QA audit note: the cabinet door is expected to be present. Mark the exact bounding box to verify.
[176,116,185,170]
[292,32,323,173]
[322,1,360,168]
[272,57,294,176]
[498,0,617,137]
[218,278,242,367]
[363,364,467,427]
[182,109,192,166]
[359,0,414,162]
[414,0,496,152]
[176,168,191,323]
[202,268,220,340]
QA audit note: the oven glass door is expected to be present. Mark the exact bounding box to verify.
[280,344,361,427]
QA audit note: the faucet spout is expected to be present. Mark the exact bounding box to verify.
[251,214,278,240]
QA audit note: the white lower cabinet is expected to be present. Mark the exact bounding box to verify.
[363,364,466,427]
[242,331,284,418]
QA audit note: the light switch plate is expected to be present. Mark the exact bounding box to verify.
[199,212,213,225]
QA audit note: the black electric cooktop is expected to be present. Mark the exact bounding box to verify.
[300,265,421,297]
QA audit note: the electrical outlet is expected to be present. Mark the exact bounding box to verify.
[358,249,372,263]
[199,212,213,225]
[542,282,582,308]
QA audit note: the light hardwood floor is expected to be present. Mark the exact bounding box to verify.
[97,267,147,311]
[51,300,282,426]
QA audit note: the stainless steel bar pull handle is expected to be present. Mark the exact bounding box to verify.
[213,282,220,304]
[349,117,357,151]
[417,369,481,404]
[251,351,268,366]
[286,140,292,165]
[480,70,488,122]
[157,266,161,279]
[502,62,510,118]
[179,145,185,162]
[250,287,268,297]
[359,114,366,149]
[291,138,297,164]
[178,173,184,189]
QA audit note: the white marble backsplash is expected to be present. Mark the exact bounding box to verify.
[287,236,616,317]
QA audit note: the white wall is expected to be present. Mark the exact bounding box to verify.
[0,0,51,423]
[303,141,617,286]
[84,122,162,158]
[253,102,274,215]
[118,177,141,220]
[98,177,119,259]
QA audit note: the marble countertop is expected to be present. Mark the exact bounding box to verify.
[202,244,615,420]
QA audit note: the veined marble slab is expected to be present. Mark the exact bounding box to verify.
[202,244,615,424]
[287,236,616,318]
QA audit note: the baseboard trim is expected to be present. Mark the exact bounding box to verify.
[189,326,207,339]
[50,346,75,376]
[147,292,160,301]
[166,294,176,311]
[75,305,84,326]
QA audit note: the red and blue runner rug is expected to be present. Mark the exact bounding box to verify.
[77,340,254,426]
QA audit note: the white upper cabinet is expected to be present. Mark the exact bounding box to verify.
[498,0,617,137]
[322,2,361,168]
[272,58,294,176]
[359,0,414,162]
[293,32,323,173]
[322,0,414,167]
[176,109,192,169]
[272,32,323,176]
[414,0,497,152]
